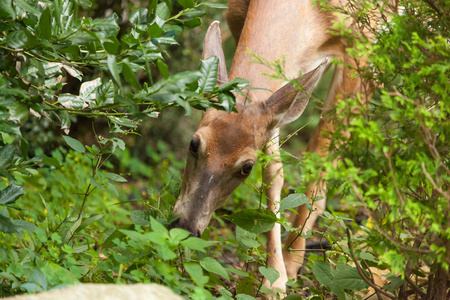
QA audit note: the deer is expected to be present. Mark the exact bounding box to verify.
[172,0,365,296]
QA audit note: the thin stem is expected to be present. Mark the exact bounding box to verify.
[346,228,395,300]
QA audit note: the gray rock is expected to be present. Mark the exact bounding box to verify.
[7,284,183,300]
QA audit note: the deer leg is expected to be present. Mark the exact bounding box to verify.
[262,130,288,298]
[282,120,329,279]
[283,58,365,279]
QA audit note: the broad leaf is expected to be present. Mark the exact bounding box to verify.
[107,55,121,87]
[200,257,229,281]
[38,7,51,40]
[184,263,206,287]
[104,172,127,182]
[0,184,24,205]
[79,78,101,100]
[122,62,141,90]
[62,136,85,153]
[198,56,218,93]
[180,237,216,252]
[227,209,277,233]
[259,266,280,287]
[0,214,20,233]
[0,145,15,169]
[332,263,368,291]
[312,261,333,290]
[279,193,310,212]
[177,0,194,9]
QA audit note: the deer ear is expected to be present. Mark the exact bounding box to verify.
[265,58,330,128]
[203,21,228,84]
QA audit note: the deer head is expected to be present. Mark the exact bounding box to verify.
[172,21,329,236]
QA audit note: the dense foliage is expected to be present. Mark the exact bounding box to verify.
[0,0,449,299]
[299,0,450,299]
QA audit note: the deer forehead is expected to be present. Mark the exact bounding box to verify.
[196,111,261,164]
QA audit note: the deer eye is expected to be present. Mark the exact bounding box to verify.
[240,162,254,177]
[189,138,199,155]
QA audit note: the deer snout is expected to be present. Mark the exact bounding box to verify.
[170,218,202,237]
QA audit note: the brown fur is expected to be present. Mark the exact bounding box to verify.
[174,0,369,297]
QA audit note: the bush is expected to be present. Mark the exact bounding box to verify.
[299,0,450,298]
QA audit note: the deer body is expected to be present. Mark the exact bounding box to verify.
[173,0,363,296]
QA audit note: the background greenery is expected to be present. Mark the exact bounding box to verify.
[1,0,449,299]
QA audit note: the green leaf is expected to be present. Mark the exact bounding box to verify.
[180,237,216,252]
[41,157,62,168]
[177,0,194,9]
[312,261,333,290]
[147,22,164,38]
[0,1,15,19]
[236,277,255,296]
[74,0,92,8]
[12,219,37,232]
[169,228,190,242]
[156,2,170,20]
[0,145,15,169]
[157,60,169,79]
[259,266,280,287]
[123,62,141,90]
[0,184,24,205]
[60,111,71,134]
[236,226,260,249]
[153,36,178,45]
[184,263,206,286]
[79,78,101,100]
[279,193,309,212]
[8,102,29,121]
[58,94,84,109]
[103,225,133,248]
[201,3,227,8]
[62,136,85,153]
[358,251,378,263]
[182,17,201,28]
[150,217,168,237]
[62,217,82,242]
[14,0,41,16]
[107,55,121,88]
[332,263,368,291]
[283,294,303,300]
[104,37,120,55]
[0,214,20,233]
[145,231,166,245]
[198,56,218,93]
[217,92,235,113]
[130,210,157,226]
[120,229,148,244]
[159,244,177,260]
[75,214,104,234]
[105,172,127,182]
[38,7,51,40]
[200,257,229,281]
[41,262,80,286]
[227,209,277,233]
[226,266,249,277]
[236,294,256,300]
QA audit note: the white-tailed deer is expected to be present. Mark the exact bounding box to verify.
[173,0,364,296]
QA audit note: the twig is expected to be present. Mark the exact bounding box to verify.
[405,273,426,298]
[421,163,450,200]
[383,147,405,206]
[346,228,395,300]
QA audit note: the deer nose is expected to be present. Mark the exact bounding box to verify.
[169,218,202,237]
